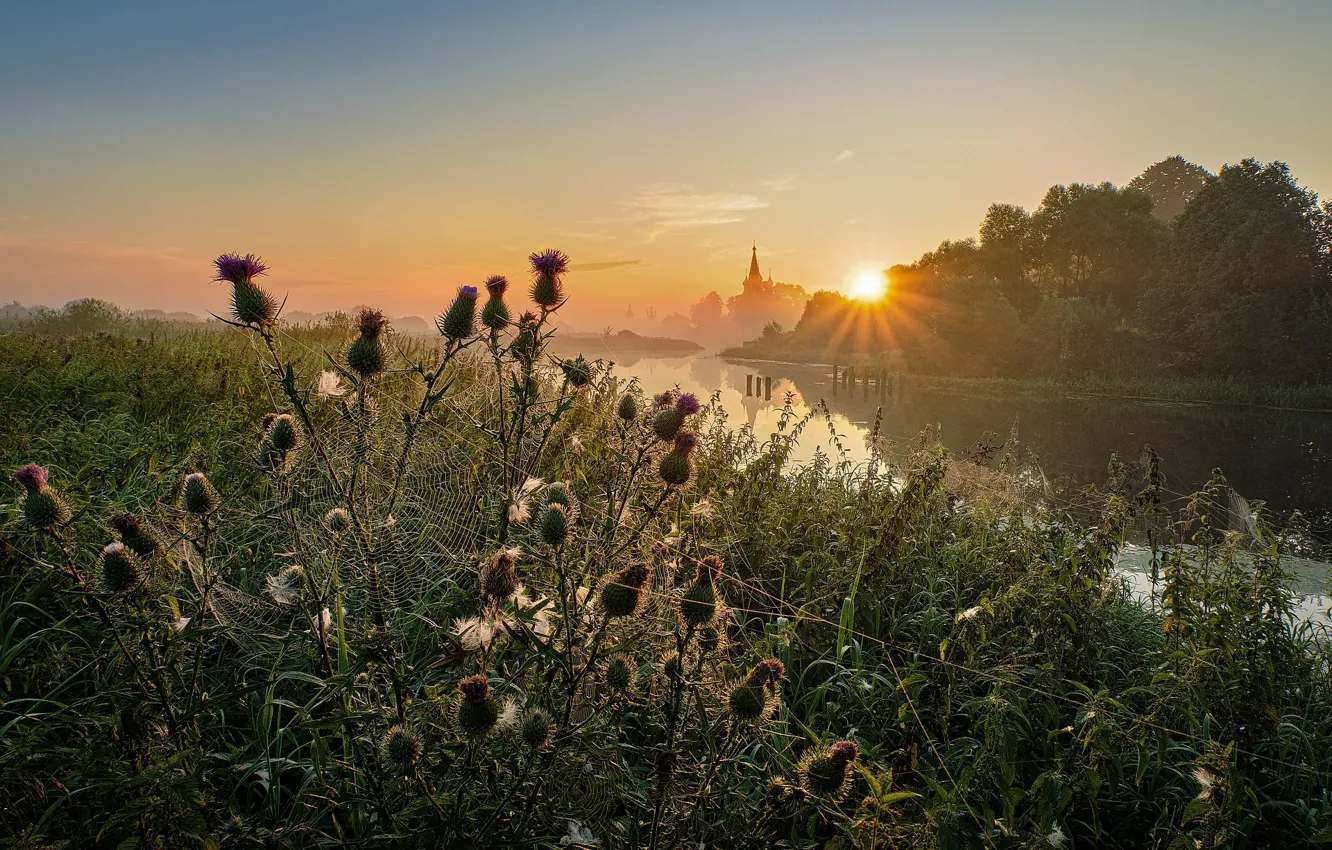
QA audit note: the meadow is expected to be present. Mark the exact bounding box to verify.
[3,252,1332,849]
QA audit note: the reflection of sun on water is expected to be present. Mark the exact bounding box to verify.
[847,266,888,302]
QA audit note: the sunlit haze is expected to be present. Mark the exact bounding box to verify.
[2,1,1330,329]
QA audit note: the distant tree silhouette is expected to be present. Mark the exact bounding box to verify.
[1129,155,1212,220]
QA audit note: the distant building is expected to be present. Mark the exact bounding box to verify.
[727,244,808,335]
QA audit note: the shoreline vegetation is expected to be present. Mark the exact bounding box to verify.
[720,354,1332,412]
[4,250,1332,848]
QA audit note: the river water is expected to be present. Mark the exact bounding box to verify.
[603,352,1332,622]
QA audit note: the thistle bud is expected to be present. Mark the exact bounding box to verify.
[652,408,685,441]
[729,659,786,721]
[346,309,389,378]
[528,249,568,309]
[438,285,479,340]
[539,503,569,546]
[266,414,300,453]
[109,510,163,558]
[323,507,351,536]
[658,451,692,486]
[480,547,520,602]
[181,472,219,516]
[679,555,722,628]
[616,394,638,422]
[800,741,859,798]
[381,725,423,774]
[98,543,143,595]
[520,709,551,750]
[481,275,511,330]
[561,356,591,388]
[662,653,683,681]
[600,562,650,618]
[510,314,540,362]
[214,253,277,329]
[14,464,71,529]
[605,658,633,690]
[457,674,499,738]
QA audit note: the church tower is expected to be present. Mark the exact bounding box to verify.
[745,243,763,291]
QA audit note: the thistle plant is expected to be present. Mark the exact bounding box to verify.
[13,463,71,529]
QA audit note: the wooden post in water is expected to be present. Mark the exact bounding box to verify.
[764,376,772,401]
[746,374,753,396]
[831,364,838,395]
[863,372,869,400]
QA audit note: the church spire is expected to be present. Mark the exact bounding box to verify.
[747,242,762,283]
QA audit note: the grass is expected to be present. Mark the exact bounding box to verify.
[2,267,1332,849]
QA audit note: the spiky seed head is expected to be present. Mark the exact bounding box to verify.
[438,285,479,340]
[652,408,685,441]
[510,323,539,361]
[457,675,499,738]
[382,725,423,773]
[262,412,279,431]
[346,312,388,378]
[323,507,351,535]
[545,481,573,508]
[539,503,569,546]
[266,414,300,453]
[749,658,785,686]
[528,249,569,309]
[181,472,218,515]
[480,547,520,602]
[674,393,701,416]
[658,451,692,486]
[21,487,71,529]
[600,562,650,618]
[520,709,551,749]
[616,394,638,422]
[662,653,683,681]
[99,543,142,595]
[561,356,591,388]
[729,683,767,721]
[13,463,49,492]
[481,279,511,330]
[605,658,633,690]
[109,510,162,558]
[801,741,859,797]
[679,579,717,628]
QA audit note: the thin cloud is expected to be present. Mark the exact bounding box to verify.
[835,149,856,162]
[569,260,643,272]
[625,183,769,241]
[761,175,797,192]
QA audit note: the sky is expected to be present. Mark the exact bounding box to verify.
[2,0,1331,329]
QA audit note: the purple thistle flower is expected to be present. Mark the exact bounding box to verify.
[213,253,268,284]
[674,393,701,416]
[484,275,509,297]
[13,463,49,492]
[673,430,698,455]
[529,249,569,279]
[459,285,479,299]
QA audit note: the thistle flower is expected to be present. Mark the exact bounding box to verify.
[480,546,520,602]
[520,709,551,749]
[109,510,163,558]
[457,674,500,738]
[616,394,638,422]
[323,506,351,536]
[653,391,674,408]
[481,275,511,330]
[600,562,650,618]
[381,725,423,774]
[346,308,389,378]
[539,503,569,546]
[438,285,480,340]
[561,356,591,388]
[214,253,278,328]
[679,555,723,628]
[800,740,858,798]
[605,658,633,690]
[674,393,701,416]
[98,542,143,595]
[659,430,698,486]
[266,564,304,605]
[181,472,219,516]
[14,464,71,529]
[529,248,569,309]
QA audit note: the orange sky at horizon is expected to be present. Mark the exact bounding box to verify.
[3,2,1330,330]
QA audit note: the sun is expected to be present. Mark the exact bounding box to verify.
[847,266,888,302]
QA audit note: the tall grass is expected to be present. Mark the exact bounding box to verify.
[2,253,1331,849]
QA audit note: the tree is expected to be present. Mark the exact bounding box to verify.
[979,203,1038,313]
[1129,155,1212,220]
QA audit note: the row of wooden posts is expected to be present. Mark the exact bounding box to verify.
[742,366,900,401]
